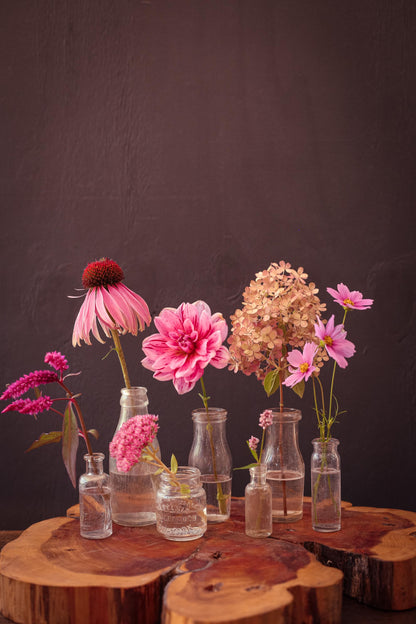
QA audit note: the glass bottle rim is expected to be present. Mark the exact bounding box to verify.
[120,386,148,395]
[83,452,105,461]
[160,465,201,485]
[311,437,340,447]
[249,464,267,477]
[192,407,227,422]
[268,407,302,423]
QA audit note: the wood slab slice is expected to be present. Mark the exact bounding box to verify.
[235,499,416,610]
[0,514,343,624]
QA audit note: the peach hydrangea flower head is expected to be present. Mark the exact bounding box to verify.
[72,258,151,347]
[142,300,230,394]
[228,261,327,390]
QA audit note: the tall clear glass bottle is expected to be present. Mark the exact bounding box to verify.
[245,464,272,538]
[188,408,232,523]
[79,453,112,539]
[262,408,304,523]
[109,387,160,526]
[311,438,341,532]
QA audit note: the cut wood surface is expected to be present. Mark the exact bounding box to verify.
[0,498,415,624]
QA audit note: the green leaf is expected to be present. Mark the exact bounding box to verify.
[233,462,258,471]
[153,467,164,476]
[26,431,62,452]
[87,429,99,440]
[246,440,258,463]
[180,484,190,497]
[292,379,305,399]
[170,453,178,475]
[62,402,79,488]
[263,369,280,397]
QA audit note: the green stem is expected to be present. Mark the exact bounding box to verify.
[110,329,131,389]
[278,365,287,516]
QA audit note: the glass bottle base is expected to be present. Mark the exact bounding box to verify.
[112,511,156,527]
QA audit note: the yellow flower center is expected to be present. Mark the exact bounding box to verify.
[343,297,354,306]
[324,336,333,346]
[300,362,309,373]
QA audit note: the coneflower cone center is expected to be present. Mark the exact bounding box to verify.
[82,258,124,288]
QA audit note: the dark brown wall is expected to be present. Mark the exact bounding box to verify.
[1,0,415,528]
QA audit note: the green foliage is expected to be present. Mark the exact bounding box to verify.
[62,402,79,488]
[26,431,62,452]
[263,369,280,397]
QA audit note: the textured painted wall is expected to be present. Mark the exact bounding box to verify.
[1,0,415,529]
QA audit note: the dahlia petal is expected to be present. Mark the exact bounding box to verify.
[210,346,230,369]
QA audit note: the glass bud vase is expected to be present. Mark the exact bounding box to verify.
[156,466,207,541]
[109,387,161,527]
[262,408,305,523]
[188,408,232,523]
[245,465,272,538]
[311,438,341,532]
[79,453,112,539]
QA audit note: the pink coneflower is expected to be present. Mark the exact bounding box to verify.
[72,258,151,347]
[109,414,159,472]
[142,300,230,394]
[314,316,355,369]
[283,342,318,388]
[327,283,373,311]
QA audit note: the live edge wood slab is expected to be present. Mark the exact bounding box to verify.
[0,499,415,624]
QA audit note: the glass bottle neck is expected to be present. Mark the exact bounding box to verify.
[249,465,267,485]
[84,453,104,474]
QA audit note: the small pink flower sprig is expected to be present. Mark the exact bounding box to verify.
[0,352,98,487]
[236,409,274,470]
[109,414,189,495]
[283,283,373,442]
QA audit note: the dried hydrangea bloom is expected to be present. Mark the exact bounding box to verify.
[228,261,327,383]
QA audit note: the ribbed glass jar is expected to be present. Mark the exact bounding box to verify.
[188,408,232,523]
[79,453,112,539]
[156,466,207,541]
[311,438,341,532]
[109,387,160,526]
[262,408,305,523]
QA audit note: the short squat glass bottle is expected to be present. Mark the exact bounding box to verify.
[245,465,272,538]
[156,466,207,541]
[262,408,305,523]
[311,438,341,532]
[109,387,161,527]
[188,408,232,523]
[79,453,112,539]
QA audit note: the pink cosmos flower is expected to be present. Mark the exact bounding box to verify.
[314,315,355,369]
[2,396,53,417]
[72,258,151,346]
[248,436,259,451]
[44,351,69,374]
[259,409,273,429]
[0,370,58,401]
[327,283,373,311]
[141,301,230,394]
[109,414,159,472]
[283,342,318,388]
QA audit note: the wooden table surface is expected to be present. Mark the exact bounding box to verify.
[1,498,415,624]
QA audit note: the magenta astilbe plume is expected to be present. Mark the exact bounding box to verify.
[44,351,69,373]
[2,396,53,417]
[0,370,59,401]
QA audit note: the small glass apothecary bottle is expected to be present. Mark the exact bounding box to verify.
[109,387,161,527]
[262,408,305,523]
[79,453,112,539]
[311,438,341,532]
[156,466,207,541]
[245,464,272,538]
[188,408,232,523]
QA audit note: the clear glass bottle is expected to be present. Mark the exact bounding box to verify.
[245,464,272,538]
[79,453,112,539]
[156,466,207,541]
[109,387,161,526]
[262,408,304,523]
[188,408,232,523]
[311,438,341,532]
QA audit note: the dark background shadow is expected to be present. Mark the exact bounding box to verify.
[0,0,415,529]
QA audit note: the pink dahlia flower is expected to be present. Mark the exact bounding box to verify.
[142,301,230,394]
[72,258,151,346]
[283,342,318,388]
[109,414,159,472]
[314,315,355,369]
[327,283,373,311]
